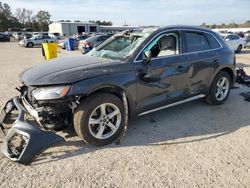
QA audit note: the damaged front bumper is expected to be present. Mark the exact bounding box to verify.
[0,97,64,165]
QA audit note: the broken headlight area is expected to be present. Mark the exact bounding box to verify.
[31,86,70,100]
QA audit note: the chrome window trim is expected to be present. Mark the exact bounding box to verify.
[133,28,223,63]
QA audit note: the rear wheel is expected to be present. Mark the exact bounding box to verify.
[236,45,242,53]
[27,42,34,48]
[206,71,231,105]
[74,93,126,146]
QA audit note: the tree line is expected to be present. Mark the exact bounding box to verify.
[200,21,250,29]
[0,2,51,32]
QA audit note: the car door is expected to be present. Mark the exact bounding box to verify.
[231,35,241,50]
[42,36,51,43]
[135,30,191,113]
[225,35,235,50]
[34,36,43,45]
[181,30,221,95]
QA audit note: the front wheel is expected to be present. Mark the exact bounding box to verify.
[74,93,126,146]
[26,42,34,48]
[206,71,231,105]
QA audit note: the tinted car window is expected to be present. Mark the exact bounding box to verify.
[184,32,209,53]
[231,35,239,40]
[77,35,88,40]
[97,36,109,42]
[35,36,42,40]
[205,34,221,49]
[86,36,99,42]
[225,35,234,40]
[245,36,250,42]
[42,36,50,39]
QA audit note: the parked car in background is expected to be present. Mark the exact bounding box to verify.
[0,33,10,42]
[49,32,62,40]
[244,35,250,48]
[13,32,22,41]
[221,34,244,53]
[19,35,57,48]
[74,35,90,48]
[58,35,90,49]
[22,33,32,40]
[32,32,49,37]
[4,31,12,37]
[78,34,111,53]
[235,31,244,38]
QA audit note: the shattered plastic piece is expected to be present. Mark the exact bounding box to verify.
[1,97,65,165]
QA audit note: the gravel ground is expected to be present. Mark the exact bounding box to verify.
[0,42,250,188]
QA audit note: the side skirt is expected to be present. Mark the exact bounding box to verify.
[138,94,206,116]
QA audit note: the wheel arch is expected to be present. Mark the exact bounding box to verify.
[219,67,235,83]
[26,42,34,47]
[208,66,235,92]
[83,84,134,119]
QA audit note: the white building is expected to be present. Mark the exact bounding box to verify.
[49,22,140,36]
[213,28,250,33]
[49,22,99,36]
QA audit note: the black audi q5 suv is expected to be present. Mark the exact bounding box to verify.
[1,26,235,164]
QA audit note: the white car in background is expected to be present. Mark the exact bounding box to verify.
[19,35,57,48]
[220,34,245,53]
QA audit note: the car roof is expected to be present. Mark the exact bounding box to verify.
[156,25,214,33]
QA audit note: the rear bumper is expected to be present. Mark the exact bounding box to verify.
[0,97,64,165]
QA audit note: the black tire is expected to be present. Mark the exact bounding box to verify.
[27,42,34,48]
[206,71,232,105]
[236,45,242,53]
[74,93,126,146]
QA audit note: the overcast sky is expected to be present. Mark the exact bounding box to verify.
[3,0,250,26]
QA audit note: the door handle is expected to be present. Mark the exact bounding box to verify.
[176,65,185,72]
[212,59,219,64]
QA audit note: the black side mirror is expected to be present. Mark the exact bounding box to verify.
[143,51,152,65]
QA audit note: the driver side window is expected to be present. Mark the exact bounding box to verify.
[144,32,179,59]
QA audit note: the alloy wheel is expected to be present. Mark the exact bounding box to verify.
[215,77,229,101]
[88,103,121,139]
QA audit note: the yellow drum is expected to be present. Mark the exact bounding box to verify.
[42,43,58,60]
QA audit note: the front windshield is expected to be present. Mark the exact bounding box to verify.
[88,29,154,60]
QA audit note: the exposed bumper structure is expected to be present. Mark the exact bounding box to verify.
[0,97,64,165]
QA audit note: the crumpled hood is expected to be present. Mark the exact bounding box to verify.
[19,55,125,86]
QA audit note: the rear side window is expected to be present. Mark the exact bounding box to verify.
[231,35,239,40]
[205,33,221,49]
[184,32,209,53]
[97,36,109,42]
[43,36,50,39]
[86,36,98,42]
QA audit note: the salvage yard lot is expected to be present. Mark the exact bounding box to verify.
[0,42,250,187]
